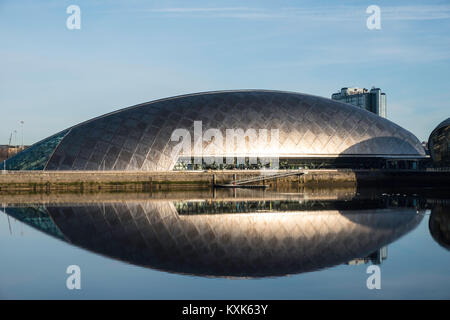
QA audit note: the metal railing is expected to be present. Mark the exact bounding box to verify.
[224,171,306,186]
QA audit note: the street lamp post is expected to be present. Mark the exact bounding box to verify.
[20,121,24,150]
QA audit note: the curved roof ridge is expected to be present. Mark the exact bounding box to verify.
[65,89,323,130]
[431,118,450,135]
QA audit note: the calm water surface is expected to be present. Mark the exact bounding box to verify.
[0,187,449,299]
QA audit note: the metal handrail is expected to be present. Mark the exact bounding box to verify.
[226,171,306,186]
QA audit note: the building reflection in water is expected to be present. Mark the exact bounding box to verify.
[429,200,450,251]
[2,190,427,278]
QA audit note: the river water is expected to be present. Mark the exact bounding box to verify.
[0,187,449,299]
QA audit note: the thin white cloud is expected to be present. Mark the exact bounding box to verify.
[148,5,450,21]
[260,41,450,68]
[382,5,450,20]
[150,7,255,13]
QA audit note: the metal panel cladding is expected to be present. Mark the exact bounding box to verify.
[8,90,426,171]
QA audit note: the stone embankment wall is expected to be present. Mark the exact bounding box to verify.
[0,169,448,193]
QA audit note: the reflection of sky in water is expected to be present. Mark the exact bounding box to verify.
[0,193,449,299]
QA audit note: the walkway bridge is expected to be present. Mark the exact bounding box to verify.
[215,171,307,188]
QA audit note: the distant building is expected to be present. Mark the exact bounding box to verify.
[0,145,27,163]
[332,87,387,118]
[428,118,450,168]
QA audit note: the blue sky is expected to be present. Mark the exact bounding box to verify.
[1,0,449,144]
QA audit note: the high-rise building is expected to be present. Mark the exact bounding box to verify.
[332,87,387,118]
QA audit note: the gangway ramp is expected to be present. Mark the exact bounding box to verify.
[214,171,307,188]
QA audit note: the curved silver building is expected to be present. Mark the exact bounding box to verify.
[5,90,426,171]
[429,118,450,167]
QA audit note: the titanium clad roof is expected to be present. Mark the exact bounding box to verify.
[8,90,426,171]
[431,118,450,135]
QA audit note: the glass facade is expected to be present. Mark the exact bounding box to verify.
[5,129,70,170]
[174,156,423,170]
[4,206,65,240]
